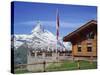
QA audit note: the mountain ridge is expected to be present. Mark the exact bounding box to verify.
[13,23,66,51]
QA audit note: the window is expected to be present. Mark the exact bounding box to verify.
[78,47,81,52]
[37,52,42,56]
[87,47,92,52]
[31,52,35,56]
[87,32,95,39]
[30,50,35,56]
[45,52,52,57]
[59,52,64,56]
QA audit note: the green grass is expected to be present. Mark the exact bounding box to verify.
[14,60,97,73]
[79,60,97,69]
[14,69,30,74]
[46,60,97,71]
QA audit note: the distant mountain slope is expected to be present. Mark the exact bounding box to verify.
[13,23,66,51]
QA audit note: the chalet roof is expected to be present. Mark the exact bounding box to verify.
[63,20,97,42]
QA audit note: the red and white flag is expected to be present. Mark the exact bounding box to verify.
[56,9,60,41]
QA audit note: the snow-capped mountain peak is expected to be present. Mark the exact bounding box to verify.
[31,22,44,33]
[12,22,66,51]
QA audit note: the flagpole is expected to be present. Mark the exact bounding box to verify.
[56,8,59,61]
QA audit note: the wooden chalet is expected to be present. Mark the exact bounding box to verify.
[63,20,97,59]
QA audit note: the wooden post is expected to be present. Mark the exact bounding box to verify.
[43,61,46,72]
[77,60,80,69]
[90,56,93,64]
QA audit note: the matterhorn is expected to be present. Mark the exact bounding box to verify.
[13,22,66,51]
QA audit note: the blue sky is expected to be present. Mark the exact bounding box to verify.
[13,1,97,38]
